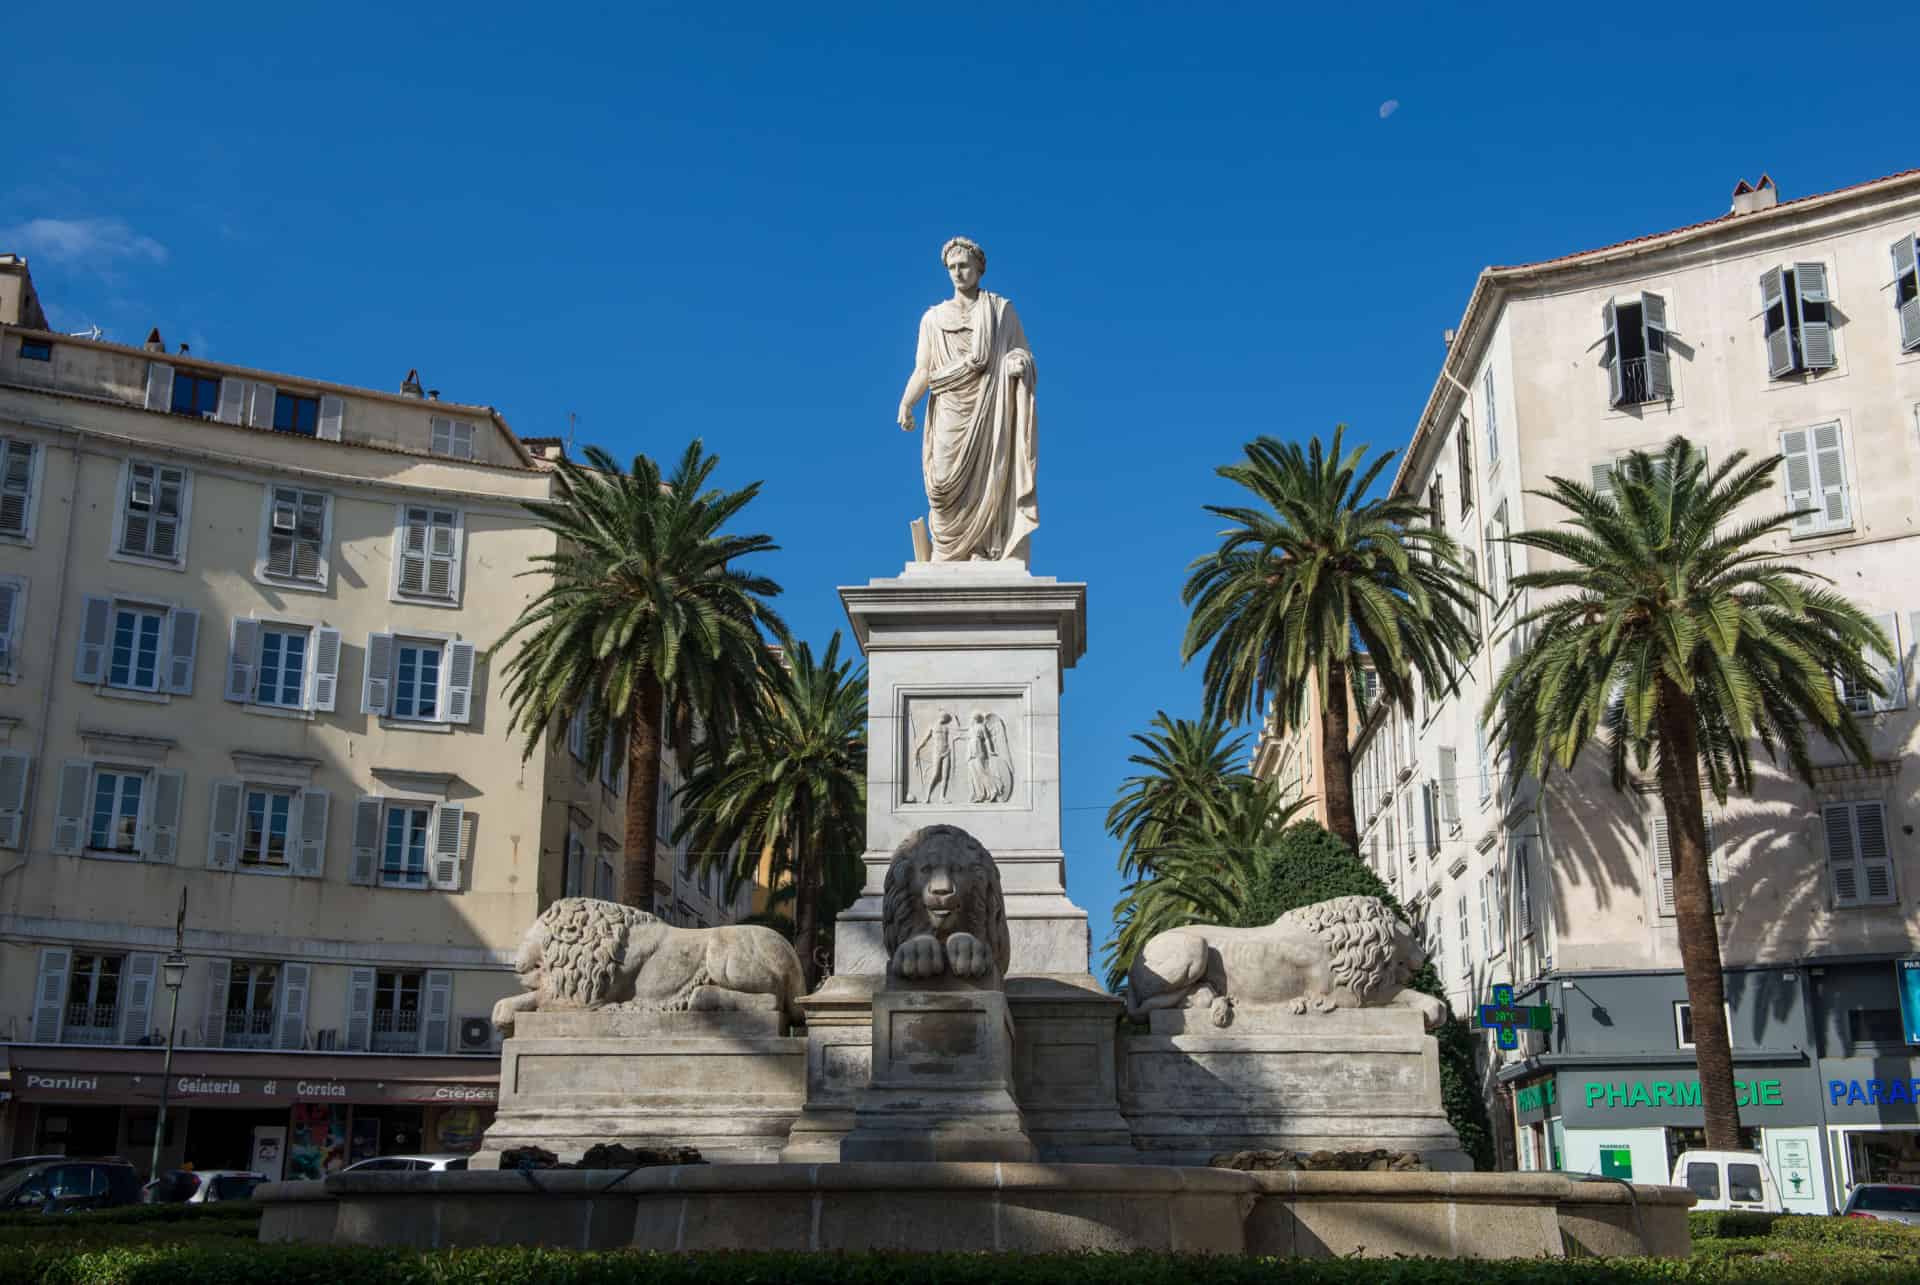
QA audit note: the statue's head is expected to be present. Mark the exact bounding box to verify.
[941,236,986,289]
[882,824,1011,975]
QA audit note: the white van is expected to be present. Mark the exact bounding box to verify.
[1671,1150,1784,1212]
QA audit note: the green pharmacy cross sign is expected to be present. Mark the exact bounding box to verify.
[1476,984,1553,1050]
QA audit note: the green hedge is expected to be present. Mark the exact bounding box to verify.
[5,1247,1920,1285]
[0,1202,261,1230]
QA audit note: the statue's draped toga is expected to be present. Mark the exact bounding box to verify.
[917,289,1038,565]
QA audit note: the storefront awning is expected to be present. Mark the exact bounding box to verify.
[0,1045,497,1108]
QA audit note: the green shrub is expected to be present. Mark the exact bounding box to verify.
[1688,1210,1781,1239]
[0,1202,260,1230]
[1769,1213,1920,1249]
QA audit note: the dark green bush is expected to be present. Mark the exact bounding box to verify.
[0,1202,260,1230]
[1688,1210,1781,1239]
[5,1245,1920,1284]
[1769,1213,1920,1249]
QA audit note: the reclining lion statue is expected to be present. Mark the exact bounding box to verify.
[883,824,1012,990]
[491,897,805,1035]
[1124,895,1447,1030]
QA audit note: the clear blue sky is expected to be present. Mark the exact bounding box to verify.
[6,4,1915,972]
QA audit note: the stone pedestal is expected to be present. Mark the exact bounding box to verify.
[779,976,876,1162]
[836,563,1090,977]
[1119,1007,1469,1171]
[841,989,1036,1162]
[1007,975,1136,1160]
[473,1004,805,1168]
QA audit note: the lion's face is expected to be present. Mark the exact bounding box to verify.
[1391,917,1426,983]
[882,825,1012,977]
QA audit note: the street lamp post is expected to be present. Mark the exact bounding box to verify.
[147,889,190,1188]
[149,953,187,1186]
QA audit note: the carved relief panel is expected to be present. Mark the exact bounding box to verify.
[900,692,1024,807]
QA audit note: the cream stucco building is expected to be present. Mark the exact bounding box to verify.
[1255,170,1920,1207]
[0,254,746,1176]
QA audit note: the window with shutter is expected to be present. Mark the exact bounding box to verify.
[1483,518,1503,602]
[1892,235,1920,352]
[564,831,585,898]
[259,487,330,587]
[1779,423,1852,538]
[0,437,35,538]
[1793,263,1834,371]
[1603,295,1673,406]
[0,575,23,679]
[1457,894,1470,976]
[0,750,30,849]
[1479,873,1493,956]
[429,417,477,460]
[1482,367,1499,464]
[1825,800,1896,907]
[380,802,433,889]
[393,506,463,602]
[1438,747,1459,828]
[1515,840,1533,937]
[430,803,465,890]
[1651,812,1722,917]
[1456,418,1473,516]
[117,462,189,564]
[272,392,321,436]
[1475,725,1491,803]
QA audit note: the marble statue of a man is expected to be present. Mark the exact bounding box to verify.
[896,237,1039,566]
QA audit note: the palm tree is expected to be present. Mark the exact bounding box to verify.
[1486,437,1889,1150]
[1104,774,1306,991]
[1182,428,1480,852]
[675,633,867,989]
[494,440,785,912]
[1105,712,1250,881]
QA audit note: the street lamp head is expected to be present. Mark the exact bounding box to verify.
[161,954,188,992]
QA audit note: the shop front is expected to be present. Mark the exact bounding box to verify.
[1817,1058,1920,1200]
[1502,1057,1830,1212]
[1,1046,496,1180]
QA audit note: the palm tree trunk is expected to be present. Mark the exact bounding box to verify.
[1320,659,1361,853]
[791,801,821,991]
[1655,677,1743,1150]
[623,671,665,911]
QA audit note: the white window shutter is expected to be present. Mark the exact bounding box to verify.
[1475,725,1491,803]
[1642,292,1672,400]
[0,751,28,849]
[397,509,428,595]
[206,779,242,870]
[1439,747,1459,826]
[1591,460,1616,502]
[1760,267,1793,377]
[345,967,375,1051]
[1893,235,1920,352]
[439,512,464,601]
[1481,366,1499,462]
[143,362,174,412]
[225,618,260,703]
[430,803,465,890]
[423,969,454,1052]
[1793,262,1834,370]
[1858,802,1896,905]
[310,627,342,712]
[32,948,70,1042]
[294,788,329,878]
[444,640,476,725]
[165,608,199,695]
[277,963,310,1050]
[147,770,183,863]
[74,594,111,684]
[215,378,246,425]
[1602,300,1624,406]
[200,957,231,1048]
[1871,613,1906,712]
[1824,802,1861,907]
[1515,843,1533,935]
[362,633,395,714]
[248,382,277,428]
[350,796,382,885]
[317,395,344,441]
[52,759,91,854]
[1421,780,1438,853]
[1779,429,1817,534]
[1652,814,1676,916]
[1811,423,1850,531]
[119,952,159,1044]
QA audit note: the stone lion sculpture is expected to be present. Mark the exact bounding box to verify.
[1124,895,1447,1030]
[491,897,805,1035]
[882,825,1012,990]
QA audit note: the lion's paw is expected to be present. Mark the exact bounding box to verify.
[891,934,946,979]
[945,932,990,978]
[1287,997,1308,1015]
[1207,995,1234,1028]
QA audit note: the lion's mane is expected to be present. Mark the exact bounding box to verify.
[1280,895,1406,1003]
[882,825,1012,978]
[528,897,651,1007]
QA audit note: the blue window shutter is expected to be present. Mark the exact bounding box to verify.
[33,948,70,1043]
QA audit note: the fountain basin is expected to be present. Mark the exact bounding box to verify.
[256,1162,1692,1258]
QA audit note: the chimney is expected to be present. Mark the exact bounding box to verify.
[400,369,424,399]
[1731,174,1779,216]
[144,327,166,353]
[1442,327,1457,349]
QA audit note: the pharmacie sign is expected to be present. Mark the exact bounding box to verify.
[1578,1076,1786,1111]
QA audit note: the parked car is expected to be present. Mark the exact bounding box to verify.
[0,1159,142,1213]
[144,1169,201,1203]
[339,1154,469,1173]
[1842,1183,1920,1226]
[187,1170,267,1203]
[0,1156,64,1178]
[1671,1150,1784,1213]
